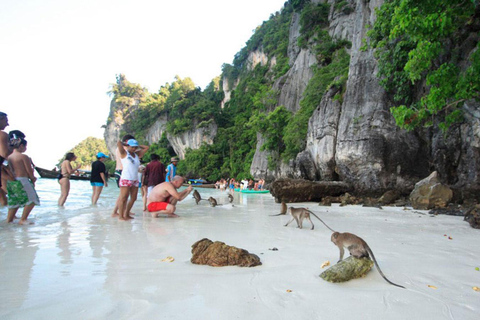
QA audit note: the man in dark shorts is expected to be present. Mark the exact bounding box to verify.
[147,176,192,218]
[144,154,166,196]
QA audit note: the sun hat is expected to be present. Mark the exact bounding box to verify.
[97,152,109,158]
[126,139,139,147]
[171,157,179,162]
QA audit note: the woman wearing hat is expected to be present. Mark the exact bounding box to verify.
[116,139,149,221]
[166,157,179,182]
[90,152,109,205]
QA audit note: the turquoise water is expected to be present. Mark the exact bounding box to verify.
[0,177,261,225]
[1,178,129,225]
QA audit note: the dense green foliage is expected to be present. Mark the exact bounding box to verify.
[59,137,110,170]
[108,0,351,180]
[367,0,480,132]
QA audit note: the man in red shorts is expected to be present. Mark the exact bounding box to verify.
[147,175,192,218]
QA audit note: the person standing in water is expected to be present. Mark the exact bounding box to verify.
[116,139,148,221]
[166,157,178,182]
[6,138,39,224]
[0,112,11,206]
[58,152,80,206]
[90,152,109,205]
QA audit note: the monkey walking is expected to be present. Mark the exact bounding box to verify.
[331,232,405,289]
[270,201,287,216]
[284,207,335,232]
[192,189,208,205]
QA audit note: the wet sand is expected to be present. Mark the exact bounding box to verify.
[1,184,479,319]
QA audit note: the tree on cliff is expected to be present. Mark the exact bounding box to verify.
[367,0,480,132]
[58,137,110,170]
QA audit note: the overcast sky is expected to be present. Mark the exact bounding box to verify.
[0,0,287,167]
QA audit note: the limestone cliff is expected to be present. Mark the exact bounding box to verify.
[250,0,479,197]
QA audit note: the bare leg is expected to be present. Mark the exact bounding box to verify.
[18,204,35,225]
[112,197,120,217]
[92,186,103,205]
[7,207,19,223]
[117,187,130,221]
[142,186,147,211]
[150,203,178,218]
[0,189,7,206]
[125,187,138,219]
[58,178,70,206]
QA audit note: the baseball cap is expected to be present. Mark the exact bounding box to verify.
[171,157,179,162]
[126,139,139,147]
[97,152,109,158]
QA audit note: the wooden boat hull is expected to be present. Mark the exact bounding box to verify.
[35,166,91,181]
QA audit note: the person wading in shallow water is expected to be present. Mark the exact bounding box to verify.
[0,112,12,206]
[115,139,148,221]
[58,152,81,207]
[90,152,109,205]
[6,138,39,224]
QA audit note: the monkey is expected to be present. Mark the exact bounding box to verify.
[284,207,335,232]
[228,193,234,203]
[270,201,287,216]
[192,189,208,205]
[331,232,405,289]
[208,196,223,207]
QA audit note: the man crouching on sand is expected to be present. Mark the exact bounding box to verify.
[146,176,192,218]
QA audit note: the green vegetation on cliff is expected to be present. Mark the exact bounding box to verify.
[59,137,112,171]
[366,0,480,132]
[107,0,351,180]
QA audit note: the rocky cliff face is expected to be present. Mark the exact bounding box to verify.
[166,123,217,160]
[250,0,479,197]
[105,111,217,161]
[104,100,124,159]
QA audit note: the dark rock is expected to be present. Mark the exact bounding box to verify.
[464,205,480,229]
[191,238,262,267]
[319,256,374,283]
[378,190,401,205]
[362,197,383,209]
[429,206,465,217]
[270,178,351,203]
[339,193,361,206]
[410,171,453,210]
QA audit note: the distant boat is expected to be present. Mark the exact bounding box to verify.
[35,166,91,181]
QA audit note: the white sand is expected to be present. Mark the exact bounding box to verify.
[1,186,479,320]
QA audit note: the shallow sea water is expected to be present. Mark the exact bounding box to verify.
[1,178,479,320]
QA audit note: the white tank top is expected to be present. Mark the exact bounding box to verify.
[120,153,140,181]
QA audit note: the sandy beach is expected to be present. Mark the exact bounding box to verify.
[1,179,479,319]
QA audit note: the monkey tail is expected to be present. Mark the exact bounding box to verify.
[366,245,405,289]
[308,211,336,232]
[269,213,286,216]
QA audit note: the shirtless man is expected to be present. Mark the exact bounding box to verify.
[6,138,39,224]
[0,112,11,205]
[146,175,193,218]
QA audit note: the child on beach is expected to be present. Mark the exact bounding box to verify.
[6,138,40,224]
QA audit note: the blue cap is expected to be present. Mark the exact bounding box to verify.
[126,139,139,147]
[97,152,109,158]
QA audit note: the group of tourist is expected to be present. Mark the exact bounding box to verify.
[215,178,265,191]
[108,134,192,220]
[2,119,193,224]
